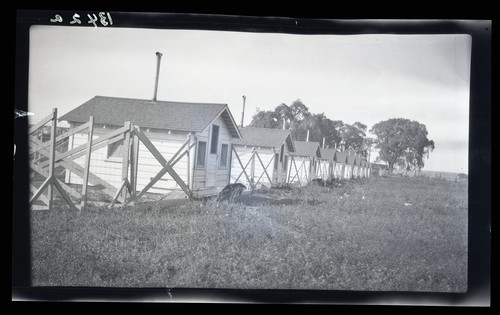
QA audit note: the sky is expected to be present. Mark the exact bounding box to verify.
[28,25,471,173]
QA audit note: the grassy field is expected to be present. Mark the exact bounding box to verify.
[31,176,468,292]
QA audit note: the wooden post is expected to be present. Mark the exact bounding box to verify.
[80,116,94,210]
[47,108,57,209]
[129,129,140,205]
[186,133,191,192]
[120,121,132,202]
[250,147,256,189]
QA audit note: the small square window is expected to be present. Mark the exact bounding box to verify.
[107,139,123,159]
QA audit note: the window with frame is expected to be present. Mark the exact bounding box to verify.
[196,141,207,168]
[107,139,123,159]
[283,155,288,170]
[279,144,284,162]
[210,125,219,154]
[274,153,279,170]
[219,143,229,168]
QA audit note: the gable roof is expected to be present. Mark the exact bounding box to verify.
[232,127,295,152]
[335,150,348,164]
[354,154,363,166]
[59,96,241,138]
[319,148,336,161]
[291,141,321,158]
[347,149,357,165]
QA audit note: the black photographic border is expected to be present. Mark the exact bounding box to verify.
[10,5,491,308]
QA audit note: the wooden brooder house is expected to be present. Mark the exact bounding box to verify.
[60,95,242,198]
[345,149,357,179]
[230,127,295,190]
[287,140,321,186]
[316,148,337,180]
[332,149,347,179]
[353,154,363,178]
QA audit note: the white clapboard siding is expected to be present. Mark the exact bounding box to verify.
[253,149,275,187]
[191,115,233,192]
[316,159,330,180]
[134,135,189,194]
[230,146,253,189]
[65,112,236,198]
[66,127,190,194]
[288,156,311,186]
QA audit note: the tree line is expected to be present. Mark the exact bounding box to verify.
[249,99,435,173]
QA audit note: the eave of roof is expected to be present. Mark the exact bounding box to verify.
[59,95,241,138]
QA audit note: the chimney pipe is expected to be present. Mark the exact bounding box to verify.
[306,129,310,142]
[322,137,325,148]
[241,95,246,128]
[334,142,337,150]
[282,118,286,130]
[152,52,163,102]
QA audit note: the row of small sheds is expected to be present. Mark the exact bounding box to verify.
[230,128,372,190]
[60,95,372,198]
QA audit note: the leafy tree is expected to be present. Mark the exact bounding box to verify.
[249,99,365,151]
[248,109,281,129]
[370,118,435,173]
[338,121,368,157]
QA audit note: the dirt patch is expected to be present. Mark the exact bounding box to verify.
[236,194,323,207]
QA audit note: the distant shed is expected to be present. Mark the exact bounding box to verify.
[288,140,321,186]
[333,150,347,179]
[60,95,242,198]
[346,149,357,179]
[316,148,337,180]
[230,127,295,189]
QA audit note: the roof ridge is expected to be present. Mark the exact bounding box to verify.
[93,95,227,106]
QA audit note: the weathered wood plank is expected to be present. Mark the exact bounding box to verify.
[28,111,55,135]
[130,133,140,202]
[30,184,49,205]
[231,148,254,189]
[135,167,170,200]
[164,163,191,196]
[133,126,167,166]
[110,180,127,207]
[30,162,81,199]
[37,128,127,168]
[80,116,94,209]
[170,141,196,167]
[47,109,57,208]
[30,176,52,205]
[53,179,79,211]
[29,121,90,154]
[254,151,274,185]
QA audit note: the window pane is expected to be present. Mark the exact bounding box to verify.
[283,155,288,170]
[107,139,123,159]
[280,144,284,162]
[220,143,228,167]
[197,141,207,167]
[210,125,219,154]
[274,153,279,170]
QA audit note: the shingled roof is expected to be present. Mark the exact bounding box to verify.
[347,149,357,165]
[319,148,337,161]
[232,127,295,152]
[335,150,348,163]
[59,96,241,138]
[291,141,321,158]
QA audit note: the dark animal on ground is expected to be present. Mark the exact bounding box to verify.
[217,183,247,203]
[311,178,326,187]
